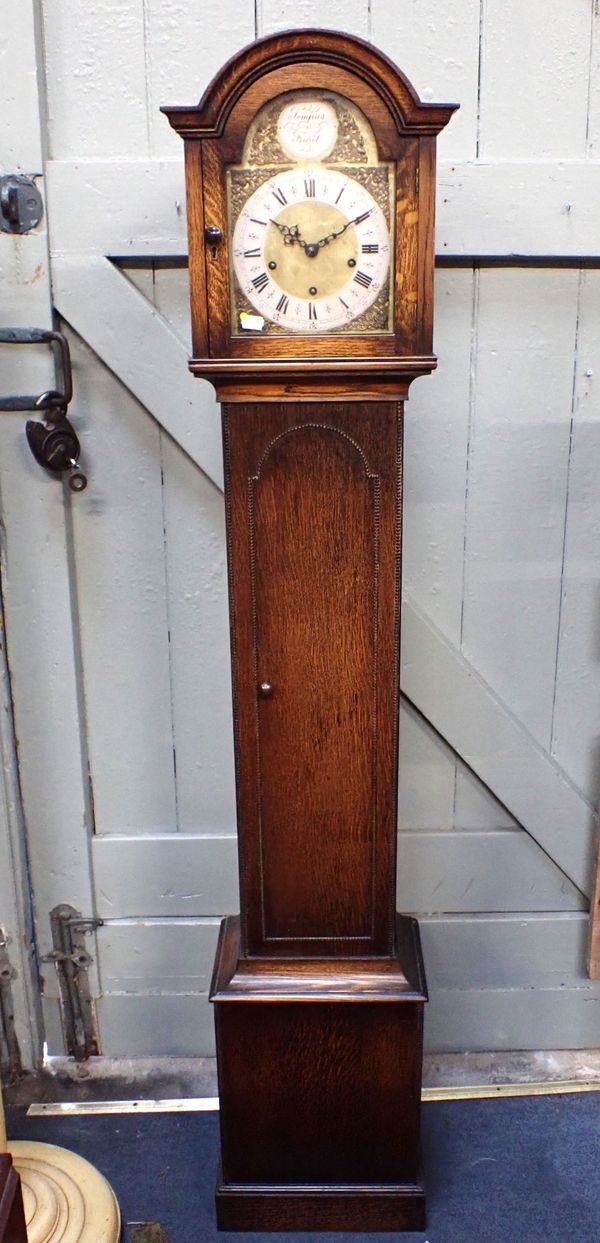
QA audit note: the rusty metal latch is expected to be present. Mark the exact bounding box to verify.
[41,905,103,1060]
[0,932,22,1081]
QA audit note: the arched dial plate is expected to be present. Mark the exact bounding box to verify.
[232,166,390,333]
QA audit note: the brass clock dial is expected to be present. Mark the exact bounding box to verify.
[232,166,390,332]
[227,89,394,337]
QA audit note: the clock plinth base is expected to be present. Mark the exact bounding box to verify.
[211,916,427,1233]
[215,1176,426,1233]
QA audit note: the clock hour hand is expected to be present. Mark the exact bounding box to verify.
[271,219,305,245]
[271,219,322,256]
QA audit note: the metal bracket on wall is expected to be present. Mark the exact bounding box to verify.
[0,933,22,1081]
[41,905,102,1061]
[0,174,43,234]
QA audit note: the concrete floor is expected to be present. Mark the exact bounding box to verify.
[6,1049,600,1106]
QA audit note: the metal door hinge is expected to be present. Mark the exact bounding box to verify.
[0,932,22,1081]
[41,905,103,1060]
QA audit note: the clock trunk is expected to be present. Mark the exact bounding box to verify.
[162,28,457,1232]
[224,401,401,957]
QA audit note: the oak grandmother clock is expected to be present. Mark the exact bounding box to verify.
[163,30,456,1233]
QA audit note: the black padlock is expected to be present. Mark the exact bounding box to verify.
[26,416,88,492]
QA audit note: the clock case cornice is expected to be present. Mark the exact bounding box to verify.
[161,29,457,140]
[162,30,457,389]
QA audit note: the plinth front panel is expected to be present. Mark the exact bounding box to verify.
[224,402,402,956]
[216,1000,423,1186]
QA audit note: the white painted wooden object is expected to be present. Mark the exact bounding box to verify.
[92,830,584,919]
[0,591,40,1069]
[0,0,98,1062]
[1,0,598,1058]
[551,271,600,801]
[401,598,595,895]
[45,159,600,258]
[46,255,598,889]
[93,912,600,1057]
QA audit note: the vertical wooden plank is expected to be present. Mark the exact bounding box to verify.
[0,1,99,1053]
[40,0,148,158]
[0,582,41,1069]
[551,271,600,802]
[403,268,475,646]
[402,269,475,833]
[461,268,579,750]
[160,435,237,832]
[257,0,369,39]
[67,324,178,834]
[146,1,256,158]
[479,0,593,158]
[587,3,600,158]
[150,265,237,833]
[370,0,480,159]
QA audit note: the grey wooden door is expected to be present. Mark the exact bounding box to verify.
[2,0,600,1065]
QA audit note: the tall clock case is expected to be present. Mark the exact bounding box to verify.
[163,31,456,1233]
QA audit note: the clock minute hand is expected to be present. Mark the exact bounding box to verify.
[313,208,373,249]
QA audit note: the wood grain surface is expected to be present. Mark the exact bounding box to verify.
[223,400,402,957]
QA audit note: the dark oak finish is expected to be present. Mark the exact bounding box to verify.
[224,401,402,958]
[162,29,457,386]
[0,1157,27,1243]
[212,915,427,1231]
[162,29,456,1232]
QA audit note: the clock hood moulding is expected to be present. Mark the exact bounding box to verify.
[161,29,458,140]
[161,29,458,395]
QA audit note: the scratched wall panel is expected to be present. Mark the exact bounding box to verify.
[258,0,369,39]
[397,831,584,914]
[146,1,256,158]
[551,271,600,802]
[461,268,579,750]
[41,1,148,158]
[370,1,480,159]
[479,0,593,159]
